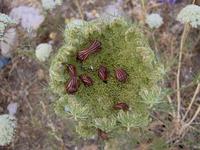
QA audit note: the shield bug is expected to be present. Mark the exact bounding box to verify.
[79,74,93,87]
[115,68,128,82]
[97,128,108,140]
[77,40,101,62]
[113,102,129,111]
[66,77,80,94]
[98,65,109,83]
[86,40,101,54]
[76,50,90,62]
[67,64,77,77]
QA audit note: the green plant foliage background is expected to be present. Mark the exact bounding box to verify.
[50,18,163,137]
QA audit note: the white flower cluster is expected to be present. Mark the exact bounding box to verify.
[177,4,200,28]
[0,13,16,41]
[35,43,53,61]
[146,13,163,29]
[101,5,124,21]
[9,6,44,31]
[0,114,16,146]
[64,19,86,43]
[65,19,85,29]
[42,0,63,10]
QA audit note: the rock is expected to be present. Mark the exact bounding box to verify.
[0,56,10,69]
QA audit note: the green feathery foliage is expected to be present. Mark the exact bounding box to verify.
[0,13,16,41]
[50,18,163,138]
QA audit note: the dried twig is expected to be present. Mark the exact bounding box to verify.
[180,106,200,134]
[74,0,84,20]
[167,95,176,117]
[182,83,200,121]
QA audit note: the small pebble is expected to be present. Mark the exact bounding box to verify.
[7,102,18,116]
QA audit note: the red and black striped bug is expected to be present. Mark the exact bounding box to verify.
[115,68,128,82]
[66,77,80,94]
[98,65,109,83]
[97,128,109,140]
[79,74,93,87]
[77,51,89,62]
[77,40,101,62]
[113,102,129,111]
[67,64,77,77]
